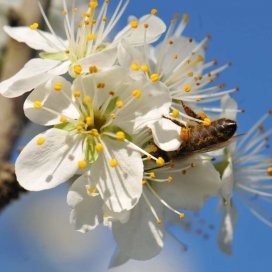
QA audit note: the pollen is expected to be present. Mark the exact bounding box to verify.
[156,157,165,167]
[73,91,81,97]
[33,101,42,109]
[183,14,189,23]
[130,21,138,28]
[150,73,160,82]
[168,176,173,183]
[171,109,180,118]
[89,66,98,74]
[141,64,150,72]
[36,137,45,145]
[156,219,162,225]
[116,131,125,141]
[149,172,156,178]
[87,186,97,195]
[109,159,118,167]
[116,100,123,108]
[53,82,62,91]
[267,167,272,176]
[203,118,211,126]
[132,89,142,98]
[198,55,205,62]
[60,116,67,123]
[197,112,208,120]
[131,63,140,71]
[151,9,158,15]
[89,1,98,9]
[78,160,87,169]
[179,213,185,219]
[86,117,93,126]
[183,84,192,92]
[87,33,97,41]
[95,143,104,152]
[148,144,158,153]
[30,23,39,29]
[74,65,82,75]
[84,96,92,103]
[97,82,106,89]
[188,72,194,77]
[91,129,99,137]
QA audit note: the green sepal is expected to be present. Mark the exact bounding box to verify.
[54,122,76,132]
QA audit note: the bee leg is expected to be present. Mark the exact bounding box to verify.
[180,100,208,121]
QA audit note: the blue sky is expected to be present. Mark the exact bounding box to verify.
[1,0,272,271]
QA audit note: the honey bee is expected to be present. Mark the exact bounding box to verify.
[153,102,238,161]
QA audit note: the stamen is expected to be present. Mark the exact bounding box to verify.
[130,21,138,28]
[30,23,39,30]
[116,131,125,141]
[86,117,93,126]
[54,83,63,91]
[36,137,45,145]
[183,84,192,92]
[131,63,140,71]
[95,143,104,152]
[74,65,82,75]
[78,160,87,169]
[151,9,158,15]
[267,167,272,176]
[89,66,98,74]
[60,116,67,123]
[109,159,118,167]
[203,118,211,126]
[91,129,99,137]
[116,100,123,108]
[73,91,81,97]
[84,96,92,103]
[171,109,180,118]
[132,89,142,98]
[141,64,150,73]
[150,73,160,82]
[33,101,42,109]
[156,157,165,167]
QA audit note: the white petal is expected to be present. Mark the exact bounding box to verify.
[150,118,182,151]
[220,158,234,202]
[113,82,171,134]
[67,173,103,233]
[94,137,143,213]
[217,202,238,255]
[0,58,66,97]
[112,194,164,260]
[24,76,79,126]
[15,128,85,191]
[4,26,65,52]
[115,15,166,46]
[154,155,221,210]
[76,47,117,73]
[221,94,238,120]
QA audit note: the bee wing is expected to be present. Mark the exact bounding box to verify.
[174,134,245,158]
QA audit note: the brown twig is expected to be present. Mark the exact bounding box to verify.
[0,0,51,212]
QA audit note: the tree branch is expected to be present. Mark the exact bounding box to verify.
[0,0,51,212]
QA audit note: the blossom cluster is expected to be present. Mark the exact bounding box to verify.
[0,0,271,265]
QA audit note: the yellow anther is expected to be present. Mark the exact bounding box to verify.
[84,96,92,103]
[36,137,45,145]
[109,159,118,167]
[77,125,83,132]
[151,9,158,15]
[156,157,165,167]
[78,160,87,169]
[73,91,81,97]
[87,186,97,195]
[148,145,158,153]
[198,55,205,62]
[131,63,140,71]
[63,10,68,16]
[73,8,78,13]
[95,143,104,152]
[87,33,97,41]
[111,113,117,119]
[156,219,162,225]
[74,65,82,75]
[150,73,160,82]
[171,109,180,118]
[188,72,194,77]
[78,22,83,28]
[91,129,99,137]
[116,131,125,141]
[169,40,174,45]
[179,213,185,219]
[116,100,123,109]
[147,155,152,160]
[168,176,173,183]
[144,24,149,29]
[92,20,97,24]
[102,17,107,22]
[203,118,211,126]
[60,116,67,123]
[130,21,138,28]
[267,167,272,176]
[141,64,150,73]
[183,14,189,23]
[173,54,179,60]
[82,12,91,18]
[89,66,98,74]
[132,89,142,98]
[142,179,148,185]
[33,101,42,109]
[54,82,62,91]
[183,84,192,92]
[30,23,39,29]
[86,117,93,126]
[149,172,156,179]
[97,82,106,89]
[89,1,98,9]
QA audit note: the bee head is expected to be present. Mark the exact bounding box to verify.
[221,118,237,138]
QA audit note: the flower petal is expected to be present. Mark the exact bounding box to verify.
[150,118,182,151]
[94,137,143,213]
[220,157,234,202]
[217,202,238,255]
[112,194,164,260]
[115,15,166,46]
[0,58,68,97]
[4,26,66,52]
[154,155,221,210]
[24,76,79,126]
[15,128,85,191]
[112,82,171,134]
[67,173,103,233]
[221,94,238,120]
